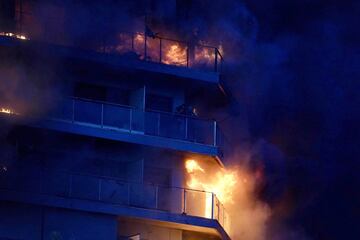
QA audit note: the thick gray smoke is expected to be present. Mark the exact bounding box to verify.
[233,1,360,239]
[166,1,357,239]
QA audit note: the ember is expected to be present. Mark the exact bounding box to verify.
[0,32,28,40]
[0,107,17,115]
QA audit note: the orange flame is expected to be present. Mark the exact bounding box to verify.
[185,159,204,174]
[134,33,144,43]
[1,108,13,114]
[133,33,145,59]
[113,32,223,68]
[0,107,18,115]
[162,43,187,66]
[185,159,237,219]
[194,44,223,67]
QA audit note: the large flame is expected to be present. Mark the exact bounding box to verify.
[185,159,237,219]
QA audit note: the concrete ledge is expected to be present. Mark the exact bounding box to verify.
[0,36,220,84]
[0,190,230,240]
[31,119,220,156]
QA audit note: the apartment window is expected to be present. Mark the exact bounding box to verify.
[146,94,173,112]
[144,167,171,186]
[74,82,106,101]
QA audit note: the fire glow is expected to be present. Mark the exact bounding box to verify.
[162,43,187,66]
[0,107,17,115]
[113,32,221,68]
[0,32,28,40]
[185,159,237,219]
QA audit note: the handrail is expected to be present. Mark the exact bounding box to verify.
[1,165,228,212]
[70,96,215,122]
[38,166,217,195]
[145,107,214,122]
[69,96,135,109]
[1,165,229,233]
[10,31,223,72]
[5,163,228,212]
[217,49,224,61]
[122,31,223,58]
[50,96,223,147]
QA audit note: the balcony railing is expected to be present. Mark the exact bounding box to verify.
[48,97,224,150]
[97,32,224,73]
[0,29,223,73]
[2,0,225,73]
[0,166,230,233]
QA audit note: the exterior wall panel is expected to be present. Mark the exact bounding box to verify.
[0,202,117,240]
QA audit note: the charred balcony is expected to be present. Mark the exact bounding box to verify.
[0,0,224,83]
[82,32,223,74]
[0,32,223,83]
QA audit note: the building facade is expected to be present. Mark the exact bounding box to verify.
[0,1,230,239]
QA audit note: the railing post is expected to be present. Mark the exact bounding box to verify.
[213,121,217,146]
[223,204,225,227]
[183,189,187,214]
[68,174,73,197]
[211,193,215,219]
[101,104,104,128]
[219,54,223,73]
[186,47,190,68]
[155,185,159,209]
[40,168,43,194]
[214,48,218,72]
[218,203,221,224]
[127,183,131,205]
[72,99,75,123]
[98,179,102,201]
[144,34,147,60]
[102,35,105,53]
[129,109,133,133]
[159,38,162,63]
[131,33,134,51]
[157,113,161,136]
[185,117,188,140]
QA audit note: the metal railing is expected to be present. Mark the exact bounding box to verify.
[0,166,230,233]
[98,32,224,73]
[4,0,224,73]
[49,97,224,148]
[1,25,223,73]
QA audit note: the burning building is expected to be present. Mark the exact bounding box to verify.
[0,0,234,240]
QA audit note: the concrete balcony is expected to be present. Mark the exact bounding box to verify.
[0,33,223,84]
[0,166,230,239]
[28,97,225,158]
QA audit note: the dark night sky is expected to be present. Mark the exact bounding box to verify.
[246,0,359,40]
[242,1,360,239]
